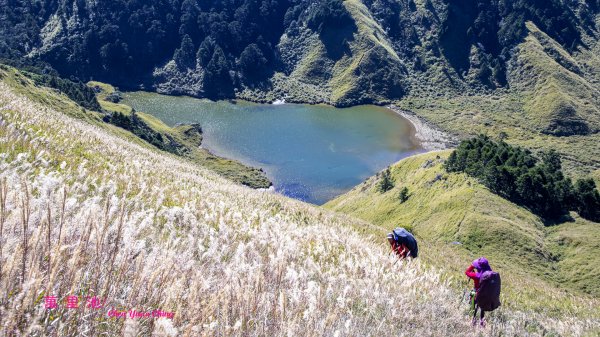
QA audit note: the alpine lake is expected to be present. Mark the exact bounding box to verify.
[122,92,424,205]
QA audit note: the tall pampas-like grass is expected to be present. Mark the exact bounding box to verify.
[0,81,598,336]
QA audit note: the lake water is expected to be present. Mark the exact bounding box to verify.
[122,92,423,204]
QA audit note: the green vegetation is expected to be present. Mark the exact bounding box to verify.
[203,45,234,98]
[88,81,133,115]
[446,135,600,222]
[546,218,600,296]
[239,44,268,81]
[0,0,293,95]
[25,72,101,111]
[325,151,600,316]
[307,0,355,32]
[573,178,600,221]
[90,80,271,188]
[398,187,410,203]
[439,0,583,84]
[377,167,395,193]
[519,22,599,137]
[0,65,103,124]
[103,111,185,154]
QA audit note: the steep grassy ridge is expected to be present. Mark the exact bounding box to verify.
[325,152,600,315]
[328,0,404,105]
[546,219,600,297]
[395,19,600,177]
[0,68,270,188]
[258,0,406,106]
[1,65,598,336]
[516,22,600,137]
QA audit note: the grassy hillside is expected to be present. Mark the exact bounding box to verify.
[0,66,270,189]
[89,80,271,189]
[325,151,600,315]
[517,22,599,136]
[395,19,600,177]
[1,65,599,335]
[546,219,600,296]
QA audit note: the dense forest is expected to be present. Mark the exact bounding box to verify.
[363,0,598,87]
[1,0,597,100]
[1,0,301,97]
[438,0,591,84]
[445,135,600,222]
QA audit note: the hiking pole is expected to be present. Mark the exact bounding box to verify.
[459,278,468,309]
[392,255,406,267]
[389,250,401,268]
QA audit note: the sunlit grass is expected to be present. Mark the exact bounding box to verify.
[325,151,600,321]
[0,66,598,335]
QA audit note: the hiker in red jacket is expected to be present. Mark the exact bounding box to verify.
[466,257,492,327]
[390,239,410,258]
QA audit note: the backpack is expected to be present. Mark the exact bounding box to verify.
[475,271,501,311]
[392,228,418,258]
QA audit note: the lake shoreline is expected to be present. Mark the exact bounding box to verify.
[121,90,455,153]
[388,105,458,151]
[122,91,424,203]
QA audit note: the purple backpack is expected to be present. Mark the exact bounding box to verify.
[476,271,501,311]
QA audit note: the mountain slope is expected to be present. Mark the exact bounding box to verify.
[0,66,271,188]
[2,1,598,180]
[324,151,600,308]
[515,22,600,136]
[1,0,598,105]
[1,66,598,335]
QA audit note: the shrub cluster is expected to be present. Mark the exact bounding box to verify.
[306,0,354,32]
[445,135,600,222]
[103,111,183,155]
[377,167,395,193]
[27,73,101,111]
[398,187,410,203]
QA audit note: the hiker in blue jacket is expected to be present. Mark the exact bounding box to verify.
[387,228,418,259]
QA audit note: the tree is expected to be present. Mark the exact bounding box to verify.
[196,37,215,67]
[307,0,354,32]
[377,168,395,193]
[573,179,600,221]
[174,34,195,68]
[239,43,267,80]
[398,187,409,203]
[541,149,562,175]
[203,46,233,98]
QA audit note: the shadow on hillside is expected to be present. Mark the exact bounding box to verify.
[542,213,575,227]
[319,23,356,61]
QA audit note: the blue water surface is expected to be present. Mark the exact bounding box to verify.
[122,92,423,204]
